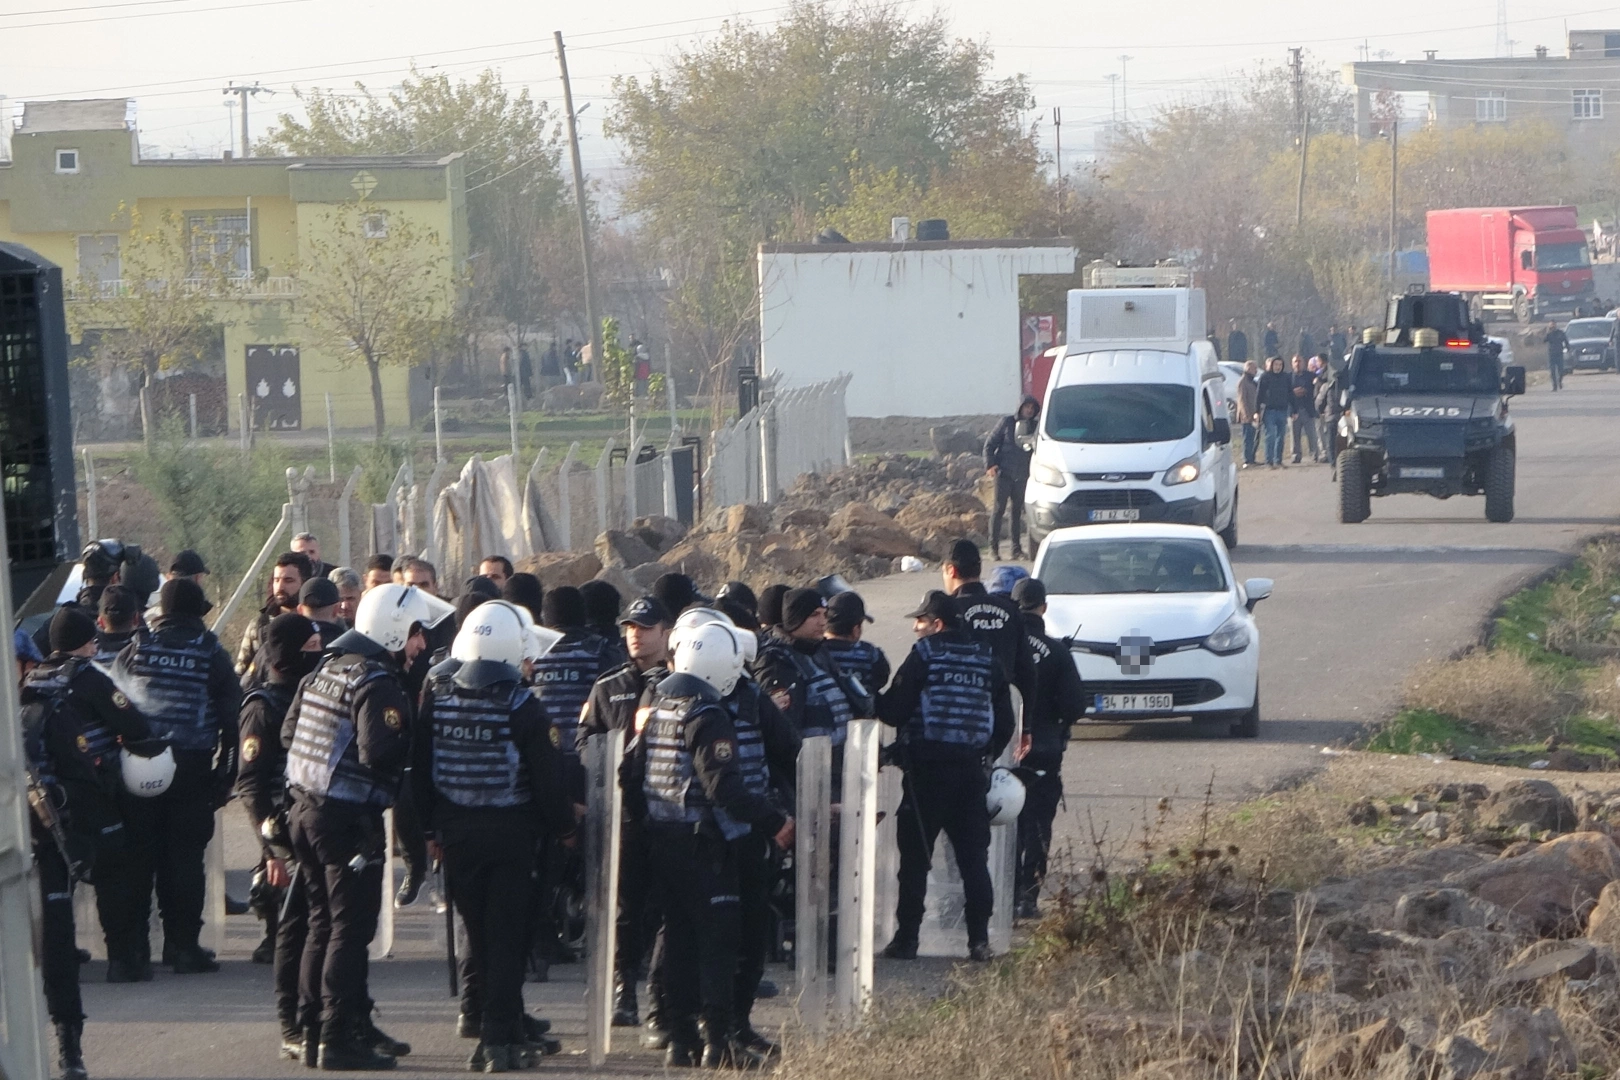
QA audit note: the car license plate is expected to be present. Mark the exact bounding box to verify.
[1398,466,1445,479]
[1095,693,1174,712]
[1088,509,1140,522]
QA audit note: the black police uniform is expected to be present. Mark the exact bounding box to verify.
[878,628,1013,953]
[281,639,413,1064]
[236,674,307,1045]
[722,677,799,1044]
[952,582,1037,704]
[621,672,786,1065]
[111,614,240,970]
[577,657,668,1025]
[1014,610,1084,912]
[22,653,154,1049]
[818,637,891,698]
[92,626,137,667]
[413,660,572,1066]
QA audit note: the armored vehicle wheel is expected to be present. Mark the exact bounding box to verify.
[1338,450,1370,524]
[1484,444,1515,523]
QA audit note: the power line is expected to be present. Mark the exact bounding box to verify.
[3,0,311,30]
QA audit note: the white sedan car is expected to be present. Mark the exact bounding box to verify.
[1032,523,1271,738]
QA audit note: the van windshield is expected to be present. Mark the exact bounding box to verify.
[1044,384,1195,444]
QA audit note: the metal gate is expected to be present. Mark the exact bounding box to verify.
[245,344,302,431]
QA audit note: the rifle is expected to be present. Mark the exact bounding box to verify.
[26,769,89,883]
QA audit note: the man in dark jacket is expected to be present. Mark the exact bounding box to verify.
[983,396,1041,559]
[878,590,1013,962]
[111,578,240,976]
[1547,323,1568,391]
[1262,322,1280,358]
[1315,358,1345,479]
[1225,319,1249,364]
[1255,357,1292,468]
[1288,356,1321,463]
[943,539,1036,706]
[1008,580,1083,919]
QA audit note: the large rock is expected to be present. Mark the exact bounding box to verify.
[1447,831,1620,934]
[1498,941,1597,983]
[1393,888,1523,937]
[1477,780,1577,834]
[1451,1007,1574,1080]
[632,514,687,553]
[724,503,770,535]
[1582,880,1620,944]
[656,536,725,588]
[894,490,990,560]
[514,549,601,588]
[595,529,659,570]
[778,507,828,530]
[829,502,917,559]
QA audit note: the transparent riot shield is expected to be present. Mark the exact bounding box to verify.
[795,735,832,1037]
[74,880,104,958]
[873,748,901,950]
[368,808,395,961]
[583,730,624,1067]
[201,808,227,956]
[834,720,880,1024]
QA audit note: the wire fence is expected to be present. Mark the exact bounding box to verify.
[704,373,852,514]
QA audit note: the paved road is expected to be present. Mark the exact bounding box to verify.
[73,374,1620,1079]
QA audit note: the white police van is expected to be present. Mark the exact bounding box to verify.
[1024,286,1240,549]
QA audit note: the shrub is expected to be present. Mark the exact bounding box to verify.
[1403,647,1577,739]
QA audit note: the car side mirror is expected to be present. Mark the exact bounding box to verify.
[1210,417,1232,445]
[1502,365,1526,396]
[1243,577,1273,612]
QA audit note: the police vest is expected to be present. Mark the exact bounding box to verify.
[115,627,219,752]
[92,630,134,669]
[429,683,533,809]
[726,682,770,799]
[789,649,853,746]
[286,658,396,808]
[908,634,996,749]
[20,661,76,786]
[641,679,746,839]
[821,640,883,696]
[530,634,611,758]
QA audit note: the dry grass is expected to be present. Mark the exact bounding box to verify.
[1402,649,1579,740]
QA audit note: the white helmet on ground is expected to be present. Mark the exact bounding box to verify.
[986,767,1026,827]
[122,744,176,798]
[452,600,529,669]
[352,584,454,652]
[674,606,757,663]
[671,620,748,697]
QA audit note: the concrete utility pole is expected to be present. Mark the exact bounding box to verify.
[555,31,603,385]
[222,82,272,158]
[1118,55,1133,123]
[1295,111,1310,228]
[1052,106,1064,234]
[1289,47,1305,132]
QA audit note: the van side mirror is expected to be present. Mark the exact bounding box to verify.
[1502,365,1526,396]
[1210,417,1232,445]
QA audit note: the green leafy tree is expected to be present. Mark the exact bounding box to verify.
[294,202,455,437]
[68,206,226,385]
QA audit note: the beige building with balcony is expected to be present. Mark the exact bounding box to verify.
[0,98,467,434]
[1343,31,1620,158]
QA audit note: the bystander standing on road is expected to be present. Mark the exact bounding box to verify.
[1236,360,1259,468]
[1546,323,1568,392]
[1226,319,1249,365]
[1256,357,1291,468]
[1289,356,1321,463]
[1314,356,1344,480]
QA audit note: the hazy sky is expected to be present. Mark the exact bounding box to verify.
[0,0,1603,201]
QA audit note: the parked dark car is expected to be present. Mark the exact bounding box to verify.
[1564,317,1618,372]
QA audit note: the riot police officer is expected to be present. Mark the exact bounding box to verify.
[878,590,1013,962]
[752,588,863,750]
[92,585,141,665]
[820,591,890,695]
[235,613,322,1055]
[576,596,673,1029]
[413,601,572,1073]
[281,583,450,1070]
[943,539,1037,704]
[1009,578,1084,919]
[110,577,240,975]
[624,620,793,1068]
[22,605,159,1078]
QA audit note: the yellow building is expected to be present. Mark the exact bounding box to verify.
[0,99,467,434]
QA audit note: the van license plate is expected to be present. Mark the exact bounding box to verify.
[1095,693,1174,712]
[1088,509,1140,522]
[1399,467,1445,479]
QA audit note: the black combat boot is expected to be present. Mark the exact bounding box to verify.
[169,944,220,974]
[881,929,919,960]
[56,1020,87,1080]
[279,1014,304,1062]
[302,1021,322,1068]
[663,1019,702,1068]
[701,1028,767,1070]
[457,1010,481,1039]
[612,976,639,1027]
[361,1012,410,1057]
[318,1017,397,1071]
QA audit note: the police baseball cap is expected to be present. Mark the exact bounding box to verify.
[904,589,959,626]
[1011,577,1047,612]
[826,591,872,630]
[170,549,209,576]
[98,584,140,621]
[621,595,673,629]
[299,577,341,609]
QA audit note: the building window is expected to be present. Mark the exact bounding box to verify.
[76,234,121,290]
[1574,89,1604,119]
[186,212,250,277]
[362,212,389,239]
[1477,91,1507,121]
[54,149,79,174]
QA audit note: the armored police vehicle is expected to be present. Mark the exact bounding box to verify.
[1337,292,1527,524]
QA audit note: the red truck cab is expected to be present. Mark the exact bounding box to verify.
[1426,206,1594,323]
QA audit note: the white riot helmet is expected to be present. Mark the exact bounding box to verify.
[352,583,454,653]
[671,620,748,697]
[121,744,176,798]
[986,767,1026,827]
[452,600,529,669]
[674,606,757,663]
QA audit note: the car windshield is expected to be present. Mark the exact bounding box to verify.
[1536,243,1591,270]
[1041,537,1228,595]
[1566,319,1613,341]
[1044,384,1195,444]
[1351,351,1501,394]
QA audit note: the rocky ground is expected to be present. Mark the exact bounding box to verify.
[518,452,992,596]
[849,414,1003,455]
